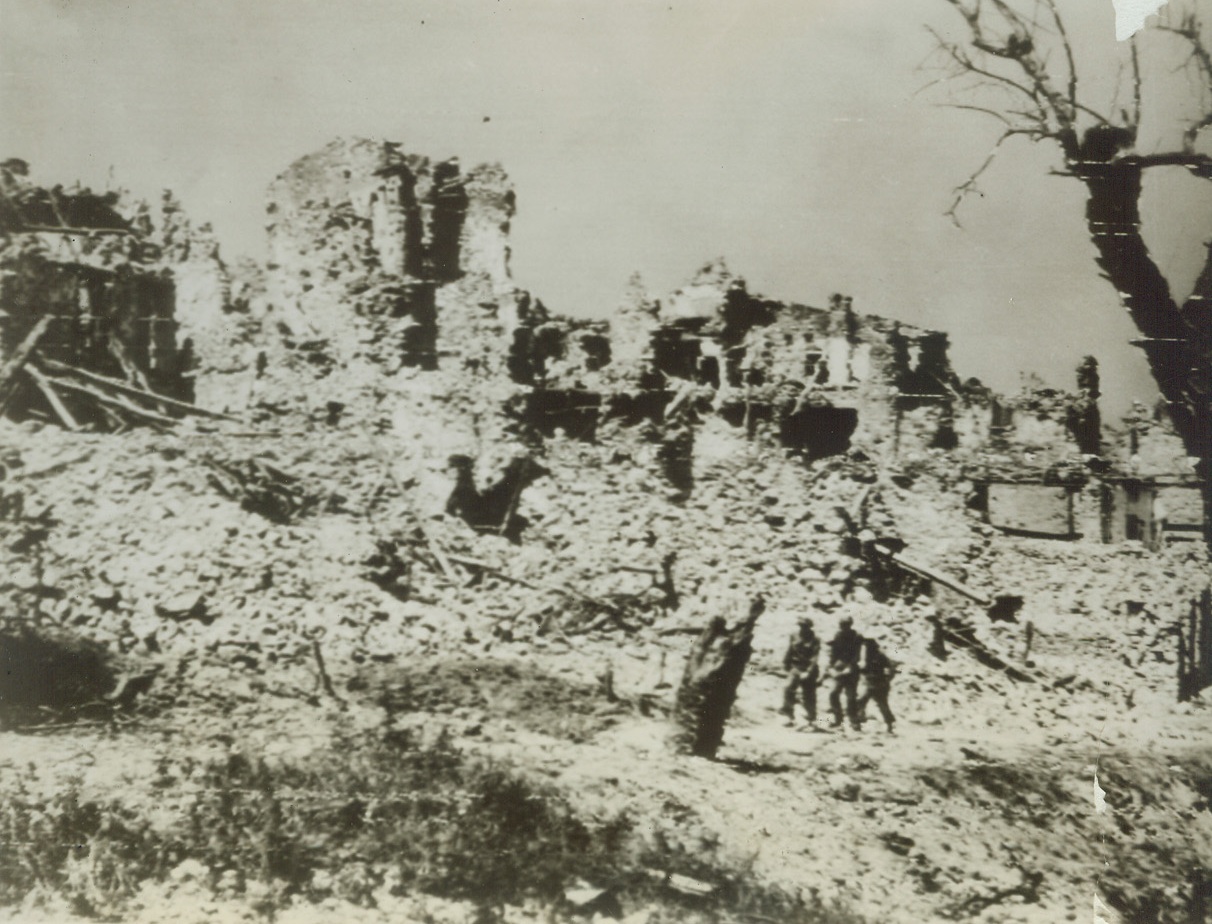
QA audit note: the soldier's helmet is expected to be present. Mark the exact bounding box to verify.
[839,616,854,629]
[798,617,814,630]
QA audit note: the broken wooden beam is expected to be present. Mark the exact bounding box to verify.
[107,339,168,415]
[37,356,238,421]
[876,543,990,604]
[37,372,178,428]
[0,315,53,415]
[24,365,79,431]
[16,224,132,236]
[875,542,1023,622]
[310,635,347,707]
[931,617,1037,683]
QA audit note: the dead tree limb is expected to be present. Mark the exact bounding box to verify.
[671,595,764,759]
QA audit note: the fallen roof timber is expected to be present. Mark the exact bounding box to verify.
[0,315,53,414]
[36,357,238,422]
[24,364,79,431]
[34,371,180,428]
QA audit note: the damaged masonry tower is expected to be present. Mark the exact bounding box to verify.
[263,138,516,372]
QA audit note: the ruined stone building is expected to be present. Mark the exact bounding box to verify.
[0,160,193,424]
[222,138,1209,548]
[4,140,1202,544]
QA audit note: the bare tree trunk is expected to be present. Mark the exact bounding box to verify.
[671,595,764,759]
[1077,156,1212,545]
[929,1,1212,548]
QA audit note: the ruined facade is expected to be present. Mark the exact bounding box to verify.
[0,163,196,425]
[5,140,1201,544]
[263,138,517,371]
[0,256,184,397]
[247,138,1207,545]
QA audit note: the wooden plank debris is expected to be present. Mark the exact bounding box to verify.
[37,372,179,428]
[37,357,238,421]
[0,315,53,414]
[874,541,1023,622]
[929,615,1037,683]
[23,365,79,430]
[876,543,992,604]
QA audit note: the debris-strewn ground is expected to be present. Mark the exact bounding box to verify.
[1,140,1210,924]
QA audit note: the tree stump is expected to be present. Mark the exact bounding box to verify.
[671,595,764,759]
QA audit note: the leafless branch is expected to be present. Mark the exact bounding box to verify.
[1157,15,1212,150]
[942,0,1081,145]
[1183,111,1212,152]
[939,103,1018,127]
[1158,15,1212,85]
[945,128,1039,226]
[926,26,1048,115]
[1130,37,1143,130]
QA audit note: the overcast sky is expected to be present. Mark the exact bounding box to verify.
[2,0,1209,414]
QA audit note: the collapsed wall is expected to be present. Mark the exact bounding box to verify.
[0,162,207,424]
[263,138,517,371]
[251,140,992,463]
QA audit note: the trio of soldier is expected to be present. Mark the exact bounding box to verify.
[781,615,896,733]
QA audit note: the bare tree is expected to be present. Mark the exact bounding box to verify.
[929,0,1211,541]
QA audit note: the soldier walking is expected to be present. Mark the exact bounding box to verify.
[780,618,820,726]
[827,616,863,729]
[856,637,897,734]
